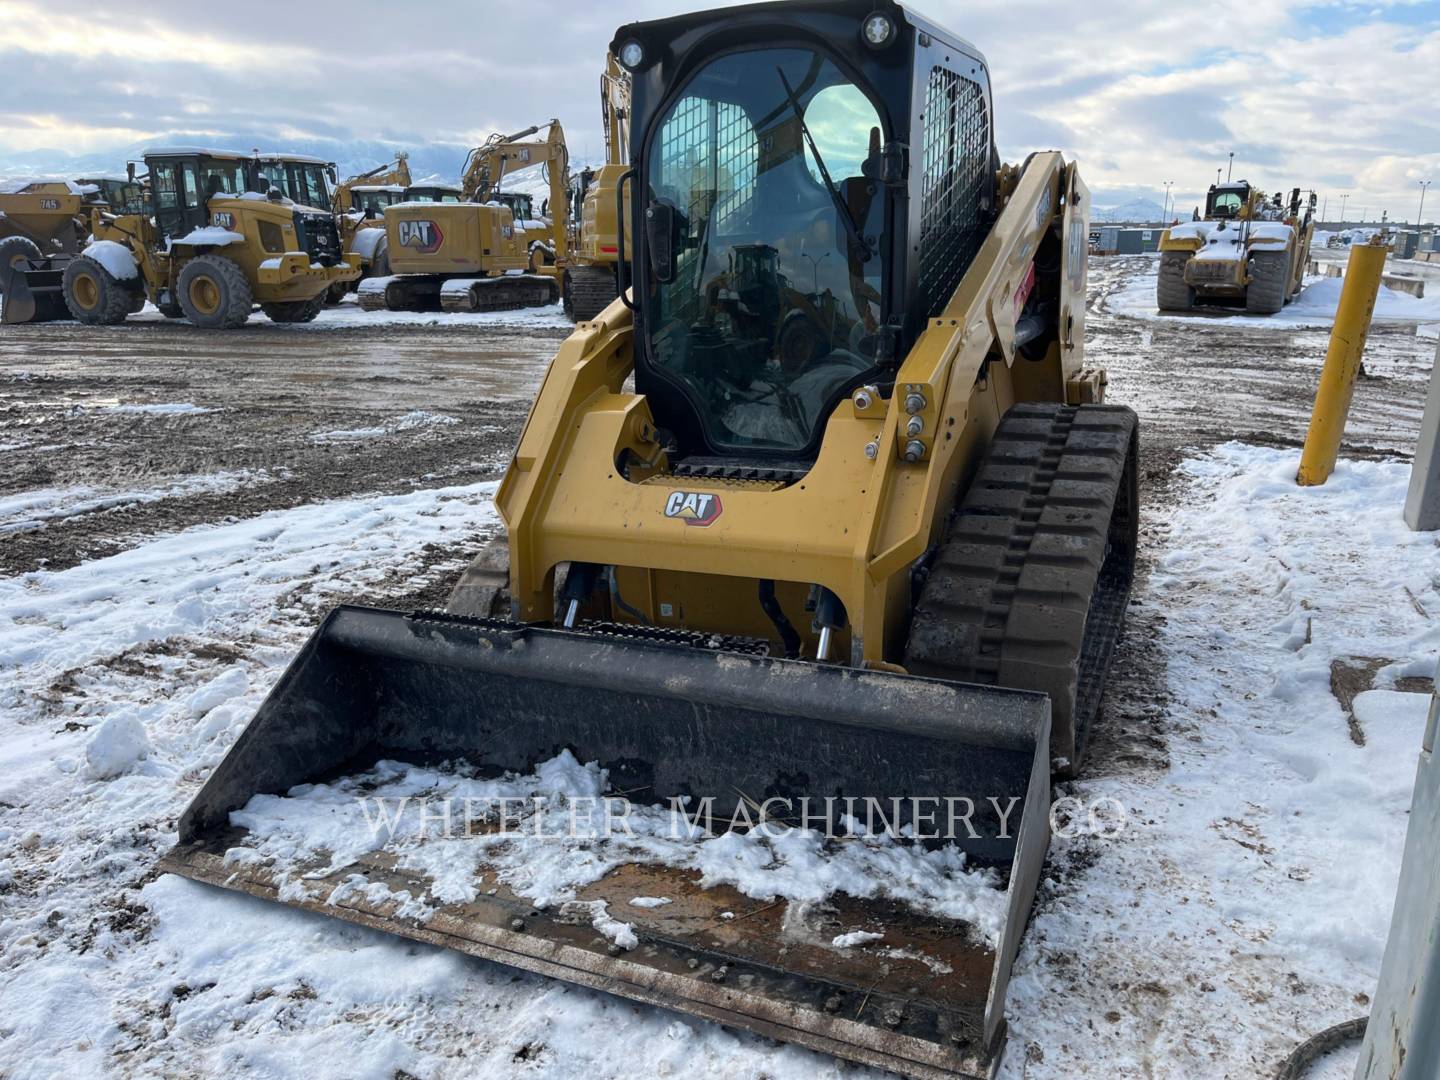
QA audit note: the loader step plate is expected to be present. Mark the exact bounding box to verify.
[160,605,1055,1079]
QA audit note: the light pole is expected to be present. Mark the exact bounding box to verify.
[1321,195,1328,221]
[1421,180,1433,226]
[1227,151,1234,181]
[1162,180,1174,221]
[1340,193,1350,224]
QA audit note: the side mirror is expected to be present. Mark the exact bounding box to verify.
[645,199,683,284]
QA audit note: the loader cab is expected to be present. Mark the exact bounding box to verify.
[350,185,405,217]
[1206,182,1251,221]
[405,185,463,203]
[254,154,337,210]
[77,177,146,216]
[616,0,996,461]
[142,149,256,244]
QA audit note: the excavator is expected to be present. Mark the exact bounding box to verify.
[162,4,1136,1078]
[329,154,412,300]
[563,53,632,321]
[358,122,569,313]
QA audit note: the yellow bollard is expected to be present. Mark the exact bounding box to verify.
[1296,238,1388,486]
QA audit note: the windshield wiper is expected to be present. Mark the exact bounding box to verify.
[776,67,870,264]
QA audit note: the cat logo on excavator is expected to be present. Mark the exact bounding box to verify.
[663,491,723,526]
[397,219,443,254]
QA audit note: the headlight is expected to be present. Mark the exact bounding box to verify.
[862,13,894,47]
[619,39,645,69]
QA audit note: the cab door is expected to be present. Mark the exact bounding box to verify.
[150,159,207,244]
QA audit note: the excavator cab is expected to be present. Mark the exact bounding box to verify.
[165,5,1130,1078]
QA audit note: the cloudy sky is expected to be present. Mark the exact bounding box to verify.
[1,0,1436,220]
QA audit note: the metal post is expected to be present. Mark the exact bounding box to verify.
[1420,180,1432,227]
[1354,665,1440,1079]
[1404,338,1440,530]
[1227,151,1234,181]
[1296,239,1388,486]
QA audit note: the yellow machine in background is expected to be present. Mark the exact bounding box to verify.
[1158,179,1316,314]
[563,54,631,321]
[0,178,144,293]
[2,148,358,327]
[358,123,568,313]
[166,4,1137,1078]
[329,153,412,298]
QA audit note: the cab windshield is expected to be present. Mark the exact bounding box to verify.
[97,180,144,214]
[1210,190,1246,218]
[645,47,885,454]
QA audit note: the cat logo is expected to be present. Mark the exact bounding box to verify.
[213,212,235,229]
[40,198,60,210]
[663,491,723,527]
[397,219,444,254]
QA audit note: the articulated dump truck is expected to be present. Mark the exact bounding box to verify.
[161,3,1138,1077]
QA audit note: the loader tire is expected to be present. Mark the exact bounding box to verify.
[62,256,134,325]
[158,300,185,319]
[0,236,40,294]
[1156,251,1195,312]
[178,256,253,329]
[904,402,1139,774]
[325,281,350,305]
[261,294,325,323]
[566,265,618,321]
[1245,250,1288,315]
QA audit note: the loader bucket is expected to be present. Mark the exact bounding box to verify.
[1,258,70,324]
[161,606,1052,1080]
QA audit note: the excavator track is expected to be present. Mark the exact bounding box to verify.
[904,402,1139,772]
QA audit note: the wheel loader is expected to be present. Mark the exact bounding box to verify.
[563,53,633,321]
[1157,180,1316,314]
[358,122,568,314]
[0,177,144,295]
[2,148,359,328]
[161,4,1136,1077]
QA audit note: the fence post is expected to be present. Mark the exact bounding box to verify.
[1354,667,1440,1079]
[1296,238,1388,486]
[1404,338,1440,531]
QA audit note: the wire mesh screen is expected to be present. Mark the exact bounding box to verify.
[918,67,990,317]
[655,97,756,231]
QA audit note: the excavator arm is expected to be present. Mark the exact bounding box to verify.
[332,153,412,214]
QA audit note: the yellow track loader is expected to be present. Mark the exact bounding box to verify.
[162,4,1135,1077]
[1157,180,1316,314]
[3,148,358,327]
[0,177,143,295]
[358,123,568,314]
[563,53,632,321]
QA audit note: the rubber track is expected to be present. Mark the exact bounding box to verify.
[904,402,1138,771]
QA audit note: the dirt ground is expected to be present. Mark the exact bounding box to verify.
[1,258,1436,1080]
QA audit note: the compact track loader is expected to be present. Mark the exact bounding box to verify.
[163,4,1136,1077]
[1157,180,1316,314]
[358,123,568,314]
[3,148,358,327]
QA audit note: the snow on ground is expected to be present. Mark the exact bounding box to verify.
[0,470,266,534]
[309,410,458,443]
[1000,444,1436,1078]
[1106,261,1440,329]
[121,296,574,331]
[0,446,1433,1079]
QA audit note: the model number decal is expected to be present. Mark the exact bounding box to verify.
[663,491,723,526]
[40,198,60,210]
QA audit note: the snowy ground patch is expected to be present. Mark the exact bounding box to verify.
[309,410,459,443]
[0,471,262,534]
[119,296,574,331]
[1001,444,1437,1078]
